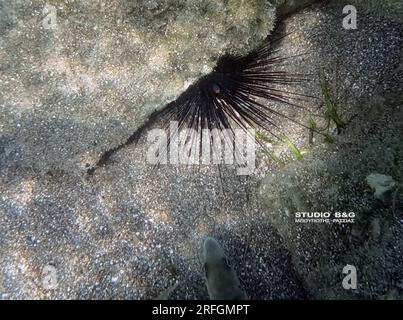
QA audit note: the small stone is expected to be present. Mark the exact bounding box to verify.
[366,173,398,204]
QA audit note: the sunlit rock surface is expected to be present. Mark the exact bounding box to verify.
[0,0,275,173]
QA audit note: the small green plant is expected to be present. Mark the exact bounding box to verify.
[255,131,276,145]
[308,117,335,144]
[282,134,305,161]
[308,71,348,144]
[256,131,285,166]
[308,117,317,145]
[321,76,347,134]
[256,131,306,164]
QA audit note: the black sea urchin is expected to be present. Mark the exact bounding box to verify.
[91,34,313,173]
[155,34,313,164]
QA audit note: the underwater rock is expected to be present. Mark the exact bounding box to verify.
[0,0,275,173]
[274,0,323,18]
[366,173,398,204]
[258,0,403,300]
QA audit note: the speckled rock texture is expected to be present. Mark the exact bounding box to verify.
[1,0,402,300]
[274,0,324,17]
[259,0,403,299]
[0,0,275,173]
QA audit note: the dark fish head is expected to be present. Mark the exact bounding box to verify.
[202,237,248,300]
